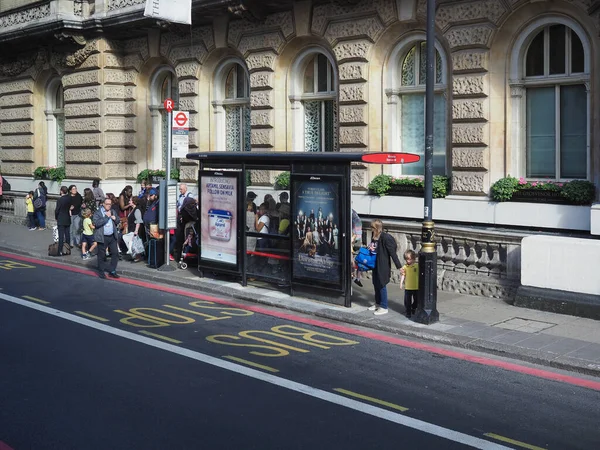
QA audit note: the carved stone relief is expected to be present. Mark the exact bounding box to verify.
[0,79,35,96]
[104,86,135,101]
[312,0,396,37]
[178,98,198,113]
[251,110,273,127]
[250,72,273,89]
[105,133,135,147]
[339,63,366,81]
[452,148,488,170]
[452,99,488,121]
[324,16,385,45]
[251,91,273,108]
[104,102,136,117]
[64,86,101,103]
[339,83,366,103]
[107,0,145,11]
[340,126,367,146]
[238,32,285,56]
[0,107,33,121]
[452,173,486,193]
[64,103,101,118]
[168,44,208,65]
[52,39,100,70]
[251,129,273,147]
[445,25,493,49]
[65,134,101,148]
[175,62,201,79]
[451,51,488,73]
[0,3,50,28]
[0,121,33,135]
[0,149,33,161]
[246,52,277,72]
[436,0,507,30]
[178,79,198,96]
[228,11,294,47]
[452,123,487,145]
[105,117,135,132]
[62,70,101,88]
[453,75,486,96]
[65,118,100,133]
[333,41,371,62]
[339,105,366,124]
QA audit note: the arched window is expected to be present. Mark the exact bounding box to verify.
[396,41,446,175]
[523,25,588,179]
[289,49,339,152]
[213,60,251,152]
[149,67,179,170]
[45,78,65,168]
[509,18,590,180]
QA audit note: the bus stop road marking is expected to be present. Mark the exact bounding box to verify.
[75,311,110,322]
[3,250,600,392]
[223,356,279,373]
[138,330,182,344]
[334,388,409,412]
[0,293,512,450]
[22,295,49,305]
[484,433,545,450]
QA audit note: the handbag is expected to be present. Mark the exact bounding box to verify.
[355,246,376,271]
[33,197,43,209]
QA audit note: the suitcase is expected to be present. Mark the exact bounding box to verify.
[48,242,71,257]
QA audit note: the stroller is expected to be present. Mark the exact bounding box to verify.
[178,221,199,269]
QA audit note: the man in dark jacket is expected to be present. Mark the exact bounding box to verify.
[54,186,72,256]
[368,219,402,316]
[69,184,83,248]
[93,198,121,279]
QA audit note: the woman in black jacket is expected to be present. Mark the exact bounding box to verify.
[367,219,401,316]
[54,186,72,256]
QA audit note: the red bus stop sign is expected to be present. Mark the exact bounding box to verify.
[361,152,420,164]
[163,98,174,113]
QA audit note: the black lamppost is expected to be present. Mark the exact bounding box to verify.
[415,0,439,325]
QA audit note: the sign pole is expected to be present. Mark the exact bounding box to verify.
[415,0,439,324]
[159,95,176,271]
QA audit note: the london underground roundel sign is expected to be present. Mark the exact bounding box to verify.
[361,152,420,165]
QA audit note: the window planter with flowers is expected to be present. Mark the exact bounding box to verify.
[33,166,66,184]
[490,177,595,205]
[136,168,180,184]
[368,174,450,199]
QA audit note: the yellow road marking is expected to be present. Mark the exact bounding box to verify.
[22,295,49,305]
[334,388,409,412]
[484,433,546,450]
[139,330,182,344]
[75,311,110,322]
[223,355,279,373]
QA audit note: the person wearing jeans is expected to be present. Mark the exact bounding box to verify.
[68,185,83,247]
[93,199,121,279]
[54,186,71,256]
[34,181,48,230]
[367,219,402,316]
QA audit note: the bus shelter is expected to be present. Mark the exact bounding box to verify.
[185,152,374,307]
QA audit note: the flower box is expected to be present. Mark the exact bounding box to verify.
[510,188,567,204]
[386,184,425,197]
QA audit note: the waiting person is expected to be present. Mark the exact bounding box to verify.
[81,208,97,260]
[82,188,97,215]
[93,198,120,279]
[92,179,105,207]
[367,219,402,316]
[33,181,47,230]
[25,191,36,230]
[68,185,83,248]
[54,186,71,256]
[401,249,419,318]
[118,185,134,234]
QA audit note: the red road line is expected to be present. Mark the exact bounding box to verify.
[2,250,600,392]
[0,442,15,450]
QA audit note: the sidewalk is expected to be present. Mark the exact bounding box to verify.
[1,220,599,377]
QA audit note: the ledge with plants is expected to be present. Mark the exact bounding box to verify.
[274,171,290,190]
[136,168,180,183]
[367,174,450,199]
[33,166,66,184]
[490,177,595,205]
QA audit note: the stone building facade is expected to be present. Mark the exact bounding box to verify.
[1,0,599,298]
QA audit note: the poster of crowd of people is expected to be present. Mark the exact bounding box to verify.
[199,172,238,266]
[292,177,341,286]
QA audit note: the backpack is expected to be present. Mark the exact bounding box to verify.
[355,246,376,271]
[48,242,71,257]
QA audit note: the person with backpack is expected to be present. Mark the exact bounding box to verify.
[33,181,48,230]
[367,219,402,316]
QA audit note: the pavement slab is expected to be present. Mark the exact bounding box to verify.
[0,220,599,377]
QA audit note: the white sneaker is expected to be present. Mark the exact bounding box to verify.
[367,304,378,311]
[374,308,388,316]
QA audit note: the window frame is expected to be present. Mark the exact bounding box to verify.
[385,34,449,178]
[288,47,339,153]
[509,17,591,182]
[212,58,251,152]
[44,77,65,169]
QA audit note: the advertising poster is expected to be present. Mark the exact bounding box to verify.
[200,174,237,265]
[292,178,341,286]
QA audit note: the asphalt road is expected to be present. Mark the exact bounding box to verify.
[0,253,599,450]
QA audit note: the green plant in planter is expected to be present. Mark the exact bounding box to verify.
[274,171,290,190]
[490,176,519,201]
[561,180,595,205]
[367,174,449,198]
[33,166,66,184]
[136,168,180,182]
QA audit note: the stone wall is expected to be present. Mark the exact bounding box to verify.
[0,0,598,194]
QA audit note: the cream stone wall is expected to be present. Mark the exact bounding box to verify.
[0,0,598,195]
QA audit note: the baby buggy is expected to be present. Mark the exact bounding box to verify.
[178,221,199,269]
